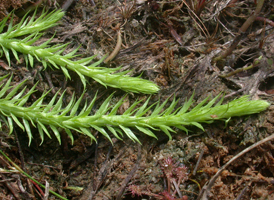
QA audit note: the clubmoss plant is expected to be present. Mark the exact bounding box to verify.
[0,10,270,146]
[0,10,159,94]
[0,75,269,145]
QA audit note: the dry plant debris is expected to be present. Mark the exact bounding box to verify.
[0,0,273,199]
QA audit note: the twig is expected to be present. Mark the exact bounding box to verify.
[88,0,96,6]
[216,18,235,37]
[116,144,141,200]
[197,133,274,200]
[2,174,21,200]
[14,129,25,171]
[14,129,36,199]
[0,149,68,200]
[181,0,210,38]
[62,0,75,11]
[236,186,248,200]
[193,149,204,176]
[215,0,265,61]
[31,179,45,197]
[104,30,122,63]
[256,16,274,27]
[69,143,96,170]
[45,71,56,95]
[219,55,262,78]
[43,181,49,200]
[80,145,126,200]
[172,178,183,198]
[92,141,99,191]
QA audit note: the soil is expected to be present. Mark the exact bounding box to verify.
[0,0,274,200]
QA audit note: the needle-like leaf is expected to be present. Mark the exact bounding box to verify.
[0,75,269,145]
[0,10,159,94]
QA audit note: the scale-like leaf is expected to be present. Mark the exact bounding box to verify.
[50,125,61,144]
[119,125,140,143]
[23,118,32,145]
[109,95,127,116]
[107,126,123,140]
[10,113,24,131]
[70,93,84,116]
[79,127,96,142]
[135,125,157,139]
[5,80,27,100]
[163,97,179,116]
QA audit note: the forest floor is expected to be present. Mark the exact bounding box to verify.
[0,0,274,199]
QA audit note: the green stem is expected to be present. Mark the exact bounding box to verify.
[3,10,65,38]
[0,38,159,93]
[0,149,68,200]
[0,95,269,142]
[0,10,159,94]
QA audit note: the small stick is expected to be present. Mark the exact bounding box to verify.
[219,56,262,78]
[14,129,35,198]
[2,174,21,200]
[44,181,50,200]
[116,144,141,200]
[215,0,265,61]
[256,16,274,27]
[62,0,75,11]
[104,30,122,63]
[197,133,274,200]
[236,186,248,200]
[172,178,183,198]
[193,149,204,176]
[45,71,56,94]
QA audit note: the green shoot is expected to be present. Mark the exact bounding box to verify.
[0,10,159,94]
[0,75,269,145]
